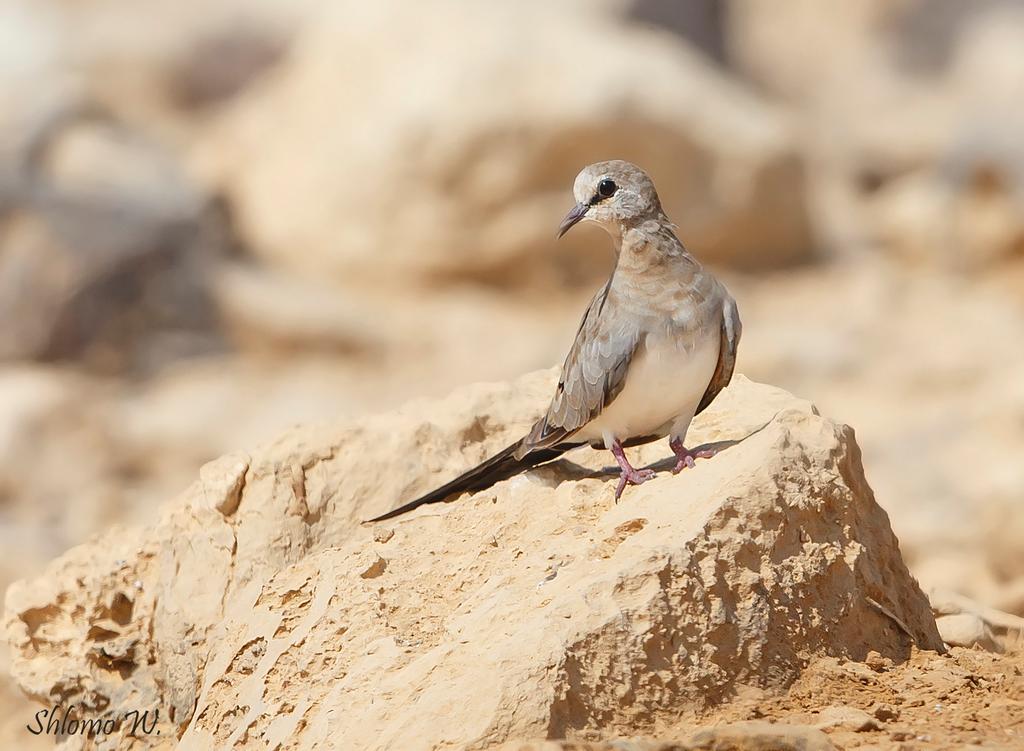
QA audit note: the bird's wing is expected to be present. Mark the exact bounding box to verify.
[516,279,642,457]
[694,285,741,416]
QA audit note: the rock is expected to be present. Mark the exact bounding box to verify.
[0,366,129,585]
[4,373,943,749]
[742,261,1024,613]
[872,703,899,722]
[864,650,893,672]
[0,356,379,602]
[725,0,895,101]
[866,153,1024,272]
[0,104,231,372]
[935,613,999,652]
[193,0,814,294]
[813,705,881,733]
[728,1,1024,275]
[929,588,1024,652]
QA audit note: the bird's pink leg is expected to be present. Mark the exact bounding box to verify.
[609,439,656,500]
[669,437,717,474]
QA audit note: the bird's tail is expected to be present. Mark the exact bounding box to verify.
[365,440,577,523]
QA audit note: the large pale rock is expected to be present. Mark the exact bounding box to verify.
[4,373,941,749]
[929,588,1024,652]
[193,0,813,291]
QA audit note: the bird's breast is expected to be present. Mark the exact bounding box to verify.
[579,321,720,445]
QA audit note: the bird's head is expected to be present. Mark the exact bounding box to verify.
[557,160,665,239]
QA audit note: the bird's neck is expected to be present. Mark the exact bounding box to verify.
[612,217,698,277]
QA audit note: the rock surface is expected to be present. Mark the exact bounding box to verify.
[4,372,942,749]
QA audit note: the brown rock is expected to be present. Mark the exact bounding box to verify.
[4,374,942,749]
[814,705,881,733]
[872,703,900,722]
[865,650,893,672]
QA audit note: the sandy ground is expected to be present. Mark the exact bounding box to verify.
[691,647,1024,749]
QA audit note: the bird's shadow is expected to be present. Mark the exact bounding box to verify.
[531,415,780,485]
[537,438,741,482]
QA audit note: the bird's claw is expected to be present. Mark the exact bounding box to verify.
[614,467,657,501]
[670,443,717,474]
[671,455,696,474]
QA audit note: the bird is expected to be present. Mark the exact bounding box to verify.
[367,160,741,523]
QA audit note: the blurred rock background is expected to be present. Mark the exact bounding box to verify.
[1,0,1023,743]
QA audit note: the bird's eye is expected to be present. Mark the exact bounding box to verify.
[597,178,617,199]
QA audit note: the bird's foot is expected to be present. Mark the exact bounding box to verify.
[609,438,656,501]
[614,466,656,501]
[669,437,717,474]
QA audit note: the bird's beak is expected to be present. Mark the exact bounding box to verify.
[557,202,589,238]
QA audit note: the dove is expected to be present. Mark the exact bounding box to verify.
[368,160,740,522]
